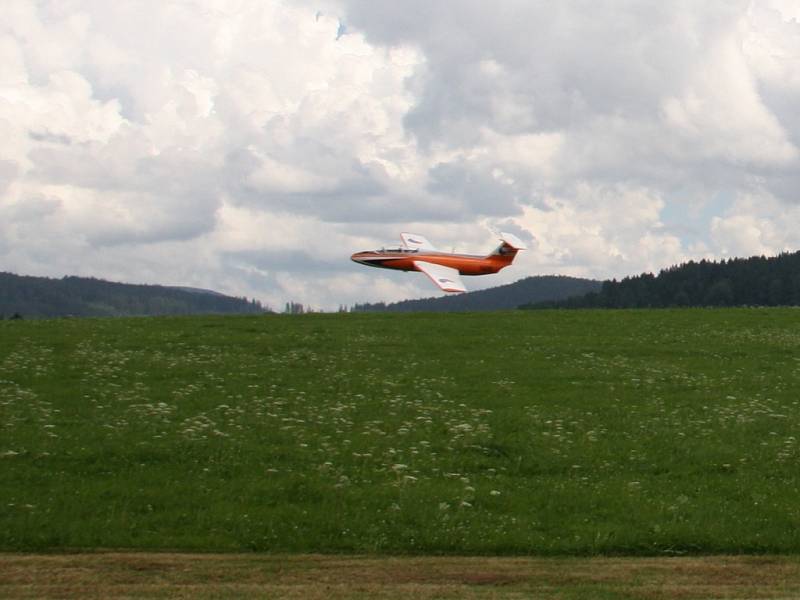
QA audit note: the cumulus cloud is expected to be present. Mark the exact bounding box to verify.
[333,0,800,284]
[1,1,800,309]
[711,192,800,257]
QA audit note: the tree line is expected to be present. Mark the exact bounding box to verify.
[522,252,800,309]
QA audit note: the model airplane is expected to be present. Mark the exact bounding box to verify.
[351,232,526,293]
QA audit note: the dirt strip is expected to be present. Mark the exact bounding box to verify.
[2,553,800,599]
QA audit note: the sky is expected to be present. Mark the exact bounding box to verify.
[2,1,800,310]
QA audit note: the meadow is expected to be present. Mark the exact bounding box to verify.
[2,308,800,555]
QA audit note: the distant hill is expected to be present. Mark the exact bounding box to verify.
[167,286,228,297]
[0,272,267,318]
[522,251,800,309]
[352,275,601,312]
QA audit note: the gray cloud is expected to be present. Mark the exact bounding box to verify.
[427,161,521,216]
[339,1,798,183]
[342,2,742,133]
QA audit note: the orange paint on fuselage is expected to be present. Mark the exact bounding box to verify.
[350,249,516,276]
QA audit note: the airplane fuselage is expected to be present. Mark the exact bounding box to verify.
[350,249,514,275]
[351,232,526,293]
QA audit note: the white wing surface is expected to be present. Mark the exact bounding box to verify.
[401,232,438,251]
[414,261,467,293]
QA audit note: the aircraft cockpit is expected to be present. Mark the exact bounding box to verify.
[378,246,418,254]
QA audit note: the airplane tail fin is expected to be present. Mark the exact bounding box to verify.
[490,232,527,264]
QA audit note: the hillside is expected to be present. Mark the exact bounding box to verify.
[353,275,600,312]
[0,272,267,318]
[522,251,800,309]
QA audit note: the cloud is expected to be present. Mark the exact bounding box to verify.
[710,191,800,257]
[331,0,800,278]
[2,1,800,309]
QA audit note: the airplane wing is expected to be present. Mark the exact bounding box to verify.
[401,232,438,251]
[413,261,467,293]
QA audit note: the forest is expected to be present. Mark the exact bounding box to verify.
[523,252,800,309]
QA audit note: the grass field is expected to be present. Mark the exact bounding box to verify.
[2,309,800,554]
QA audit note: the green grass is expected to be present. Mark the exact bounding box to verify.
[2,308,800,554]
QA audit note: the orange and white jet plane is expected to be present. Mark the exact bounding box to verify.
[351,232,526,293]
